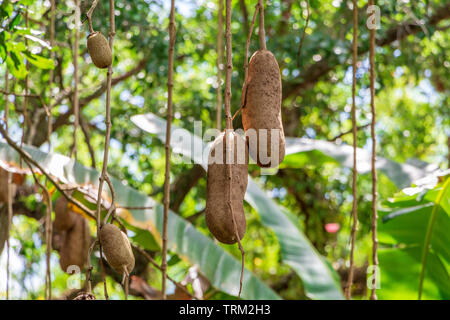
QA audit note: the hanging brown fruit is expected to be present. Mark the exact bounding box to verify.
[205,131,248,244]
[99,224,135,276]
[59,215,91,273]
[87,31,112,69]
[0,168,17,204]
[241,49,285,168]
[73,292,96,300]
[54,194,78,232]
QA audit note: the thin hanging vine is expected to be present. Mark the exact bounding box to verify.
[4,69,11,300]
[296,0,310,68]
[70,0,80,159]
[258,0,266,51]
[368,0,378,301]
[162,0,176,300]
[233,1,259,122]
[20,9,29,162]
[224,0,245,299]
[216,0,224,130]
[87,0,115,300]
[345,0,359,300]
[47,0,55,150]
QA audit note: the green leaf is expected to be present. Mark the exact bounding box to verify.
[0,141,280,300]
[378,178,450,299]
[6,50,27,79]
[284,137,429,188]
[131,113,344,300]
[378,247,449,300]
[23,51,54,70]
[8,12,22,30]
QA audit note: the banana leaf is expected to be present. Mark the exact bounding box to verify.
[378,176,450,299]
[284,137,429,189]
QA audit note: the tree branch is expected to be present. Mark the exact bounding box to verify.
[32,58,148,146]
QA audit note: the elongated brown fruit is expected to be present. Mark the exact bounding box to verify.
[242,49,285,168]
[59,215,91,273]
[99,224,135,275]
[205,131,248,244]
[0,168,17,204]
[87,32,112,69]
[54,194,78,231]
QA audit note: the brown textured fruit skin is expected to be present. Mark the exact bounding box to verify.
[87,32,112,69]
[0,168,17,203]
[54,195,78,231]
[59,215,91,273]
[99,224,135,275]
[205,132,248,244]
[242,49,285,168]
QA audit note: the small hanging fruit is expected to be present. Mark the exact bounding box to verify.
[0,168,17,204]
[205,131,248,244]
[54,194,78,232]
[87,31,112,69]
[73,292,96,300]
[99,223,135,276]
[59,215,91,273]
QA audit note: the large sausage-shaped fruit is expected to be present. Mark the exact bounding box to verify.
[205,131,248,244]
[242,49,285,168]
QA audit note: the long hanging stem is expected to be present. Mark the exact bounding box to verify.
[70,0,80,159]
[216,0,224,130]
[345,0,358,300]
[4,70,9,132]
[369,0,378,301]
[6,171,12,300]
[94,0,115,300]
[20,10,29,159]
[233,2,258,121]
[258,0,266,50]
[224,0,245,299]
[86,0,100,34]
[48,0,55,150]
[418,177,450,299]
[43,2,56,299]
[162,0,176,300]
[43,180,52,300]
[4,69,11,300]
[224,0,233,131]
[296,0,310,68]
[244,3,259,84]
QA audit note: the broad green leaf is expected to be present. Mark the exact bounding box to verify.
[0,141,280,300]
[23,51,54,70]
[378,178,450,299]
[6,51,27,79]
[284,137,429,188]
[20,0,34,6]
[378,247,449,300]
[131,113,344,300]
[1,2,13,17]
[8,12,22,30]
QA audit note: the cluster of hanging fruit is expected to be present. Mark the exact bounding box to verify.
[205,6,285,245]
